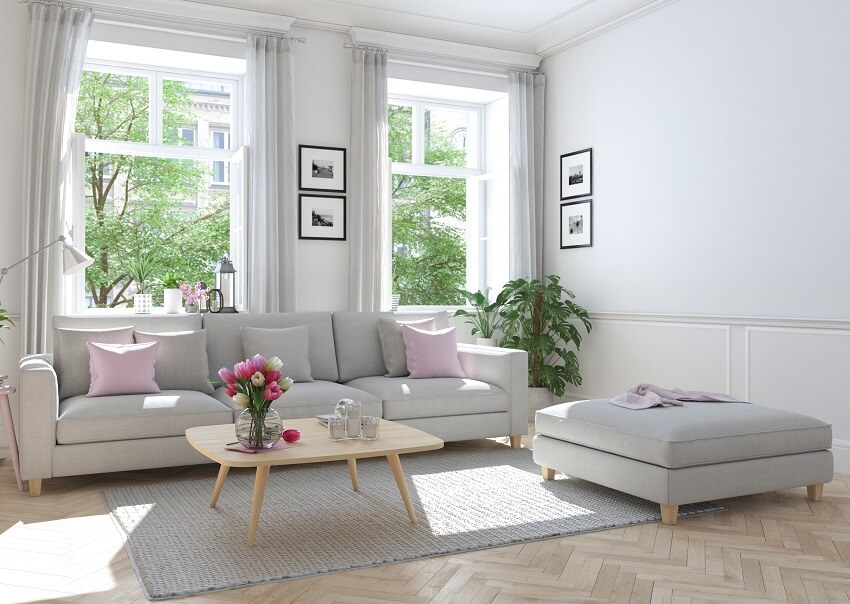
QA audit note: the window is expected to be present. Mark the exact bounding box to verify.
[389,90,491,307]
[73,54,243,310]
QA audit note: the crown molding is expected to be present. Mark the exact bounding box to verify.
[349,27,540,72]
[78,0,295,36]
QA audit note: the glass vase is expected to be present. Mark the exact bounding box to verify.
[235,408,283,450]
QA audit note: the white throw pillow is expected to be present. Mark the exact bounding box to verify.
[377,317,436,377]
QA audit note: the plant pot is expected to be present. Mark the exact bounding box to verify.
[133,293,152,314]
[163,288,182,314]
[527,387,554,423]
[475,337,496,346]
[185,302,199,313]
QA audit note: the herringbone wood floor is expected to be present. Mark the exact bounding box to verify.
[1,427,848,604]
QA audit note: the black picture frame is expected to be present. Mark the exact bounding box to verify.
[299,195,346,241]
[560,200,592,249]
[298,145,346,193]
[560,148,592,200]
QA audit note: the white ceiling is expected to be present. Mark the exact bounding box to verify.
[188,0,678,57]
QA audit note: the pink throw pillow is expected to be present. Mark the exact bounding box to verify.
[87,341,161,397]
[400,325,465,379]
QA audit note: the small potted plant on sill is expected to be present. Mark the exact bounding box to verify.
[0,307,14,344]
[453,288,500,346]
[125,252,160,314]
[160,272,183,314]
[495,275,592,419]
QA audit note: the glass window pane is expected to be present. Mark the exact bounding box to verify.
[388,104,413,163]
[162,78,232,148]
[391,174,466,305]
[424,106,471,168]
[82,152,230,309]
[76,71,150,142]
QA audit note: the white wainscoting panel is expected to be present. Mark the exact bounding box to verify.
[564,313,850,475]
[575,317,730,399]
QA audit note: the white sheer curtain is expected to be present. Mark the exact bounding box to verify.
[21,2,92,354]
[348,47,390,311]
[245,34,297,312]
[508,70,545,281]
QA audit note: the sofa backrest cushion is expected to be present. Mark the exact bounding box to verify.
[241,325,314,382]
[53,315,204,399]
[204,313,338,383]
[333,311,449,383]
[135,329,215,393]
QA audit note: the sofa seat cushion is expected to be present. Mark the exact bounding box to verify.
[535,399,833,469]
[57,391,233,445]
[346,376,507,421]
[213,381,382,420]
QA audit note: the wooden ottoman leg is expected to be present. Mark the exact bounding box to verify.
[509,435,522,448]
[541,466,555,481]
[807,484,824,502]
[660,504,678,525]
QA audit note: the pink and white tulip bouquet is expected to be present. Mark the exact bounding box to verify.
[217,354,293,415]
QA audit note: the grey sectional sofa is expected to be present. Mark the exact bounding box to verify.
[18,311,528,495]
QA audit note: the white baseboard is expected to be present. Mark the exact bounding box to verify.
[832,439,850,476]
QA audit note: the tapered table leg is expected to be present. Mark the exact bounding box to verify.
[210,464,230,507]
[386,453,417,524]
[247,465,271,547]
[348,457,359,491]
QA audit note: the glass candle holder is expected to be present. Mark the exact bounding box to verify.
[362,416,380,440]
[328,417,346,440]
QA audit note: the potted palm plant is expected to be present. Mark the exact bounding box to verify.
[126,252,160,314]
[453,288,500,345]
[496,275,592,419]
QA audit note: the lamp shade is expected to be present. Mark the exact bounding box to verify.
[62,240,93,275]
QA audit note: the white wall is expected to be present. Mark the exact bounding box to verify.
[541,0,850,470]
[292,26,352,311]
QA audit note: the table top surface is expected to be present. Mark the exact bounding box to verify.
[185,418,444,468]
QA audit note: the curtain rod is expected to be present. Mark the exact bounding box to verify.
[343,42,386,52]
[17,0,92,10]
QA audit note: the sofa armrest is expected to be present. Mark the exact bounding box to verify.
[457,344,528,437]
[19,353,58,481]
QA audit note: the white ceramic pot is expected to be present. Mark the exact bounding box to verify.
[527,387,554,423]
[163,288,182,314]
[475,337,496,346]
[133,293,152,314]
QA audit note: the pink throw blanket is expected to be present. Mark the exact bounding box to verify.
[610,383,744,409]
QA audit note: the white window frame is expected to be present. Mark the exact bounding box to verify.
[72,59,244,313]
[388,95,486,307]
[211,129,232,185]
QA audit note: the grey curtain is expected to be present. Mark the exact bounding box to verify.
[508,71,545,281]
[245,35,297,312]
[348,47,390,311]
[21,2,92,353]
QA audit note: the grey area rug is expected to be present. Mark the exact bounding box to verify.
[103,447,723,601]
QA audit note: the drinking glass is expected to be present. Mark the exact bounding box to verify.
[328,417,346,440]
[362,416,380,439]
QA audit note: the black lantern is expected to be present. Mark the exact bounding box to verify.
[212,255,238,313]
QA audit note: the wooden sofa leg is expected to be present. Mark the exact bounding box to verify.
[807,484,824,502]
[541,466,555,481]
[28,479,42,497]
[509,435,522,448]
[660,504,678,525]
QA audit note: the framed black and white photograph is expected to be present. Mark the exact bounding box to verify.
[560,148,592,200]
[560,200,592,249]
[299,194,346,240]
[299,145,346,193]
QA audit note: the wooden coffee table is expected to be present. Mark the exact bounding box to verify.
[185,418,444,546]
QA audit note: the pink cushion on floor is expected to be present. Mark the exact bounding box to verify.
[400,325,465,378]
[87,341,161,397]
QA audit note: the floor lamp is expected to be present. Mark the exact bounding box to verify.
[0,234,93,307]
[0,235,92,491]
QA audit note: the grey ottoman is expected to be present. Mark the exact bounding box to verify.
[533,399,833,524]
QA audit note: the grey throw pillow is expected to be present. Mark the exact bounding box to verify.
[377,317,436,377]
[134,330,215,394]
[241,325,314,382]
[55,326,135,399]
